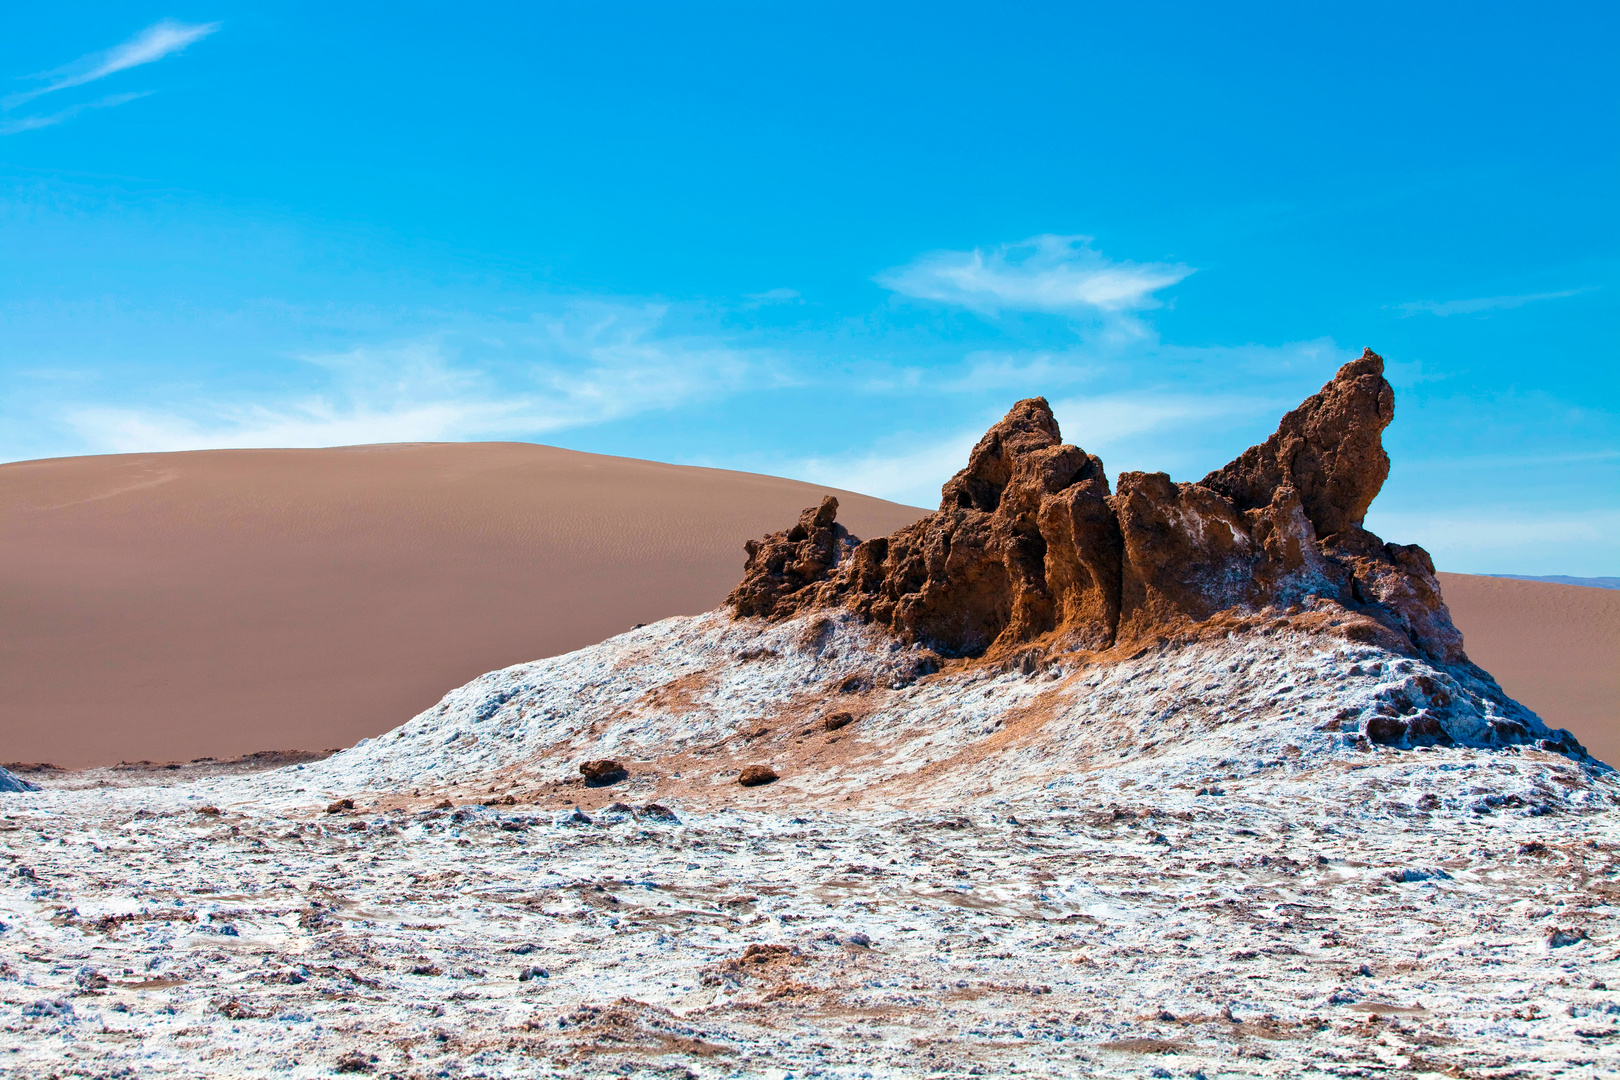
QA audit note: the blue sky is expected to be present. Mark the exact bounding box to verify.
[2,3,1616,574]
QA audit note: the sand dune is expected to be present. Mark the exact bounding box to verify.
[0,444,925,768]
[2,443,1613,768]
[1438,572,1620,767]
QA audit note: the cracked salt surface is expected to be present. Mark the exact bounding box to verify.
[2,610,1618,1077]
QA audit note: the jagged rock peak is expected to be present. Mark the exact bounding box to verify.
[938,396,1066,513]
[728,496,855,620]
[1201,347,1393,539]
[728,348,1469,672]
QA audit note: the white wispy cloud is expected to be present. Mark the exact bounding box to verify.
[743,288,802,304]
[793,430,982,508]
[526,301,758,420]
[1393,287,1597,317]
[776,333,1342,505]
[941,350,1102,392]
[0,91,150,135]
[65,340,520,452]
[1363,508,1620,574]
[5,20,219,110]
[1048,393,1271,452]
[60,305,766,454]
[877,234,1193,316]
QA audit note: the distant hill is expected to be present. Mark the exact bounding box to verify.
[1487,574,1620,590]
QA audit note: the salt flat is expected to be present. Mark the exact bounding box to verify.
[3,610,1617,1079]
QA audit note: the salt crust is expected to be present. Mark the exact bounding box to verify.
[2,611,1617,1077]
[310,609,1584,802]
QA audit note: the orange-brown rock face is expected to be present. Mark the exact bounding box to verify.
[1199,348,1393,539]
[727,348,1469,666]
[728,496,856,620]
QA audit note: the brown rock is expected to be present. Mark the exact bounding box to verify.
[727,496,855,619]
[728,348,1471,668]
[579,759,627,786]
[740,943,796,963]
[1200,348,1393,540]
[823,712,854,732]
[1110,473,1334,643]
[1364,715,1408,745]
[738,765,778,787]
[325,798,354,814]
[837,399,1123,657]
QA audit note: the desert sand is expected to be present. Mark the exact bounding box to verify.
[2,443,1613,769]
[0,444,924,768]
[1439,573,1620,768]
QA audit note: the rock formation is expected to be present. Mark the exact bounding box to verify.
[578,759,627,786]
[728,349,1469,667]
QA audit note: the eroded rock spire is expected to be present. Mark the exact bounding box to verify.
[727,348,1466,666]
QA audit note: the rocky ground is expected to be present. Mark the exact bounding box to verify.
[3,611,1618,1079]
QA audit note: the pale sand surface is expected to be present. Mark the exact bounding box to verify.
[0,443,926,768]
[3,443,1613,770]
[1439,572,1620,767]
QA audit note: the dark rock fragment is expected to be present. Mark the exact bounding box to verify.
[579,759,627,786]
[738,765,778,787]
[74,968,109,991]
[334,1051,377,1073]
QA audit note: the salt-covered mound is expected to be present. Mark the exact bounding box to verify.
[0,767,36,793]
[311,349,1593,805]
[724,349,1592,751]
[314,605,1597,809]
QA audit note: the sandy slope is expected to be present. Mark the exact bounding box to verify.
[1440,573,1620,768]
[0,444,924,768]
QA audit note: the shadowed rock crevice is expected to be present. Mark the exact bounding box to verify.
[727,349,1468,667]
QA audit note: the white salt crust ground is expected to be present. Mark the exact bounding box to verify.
[3,611,1618,1078]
